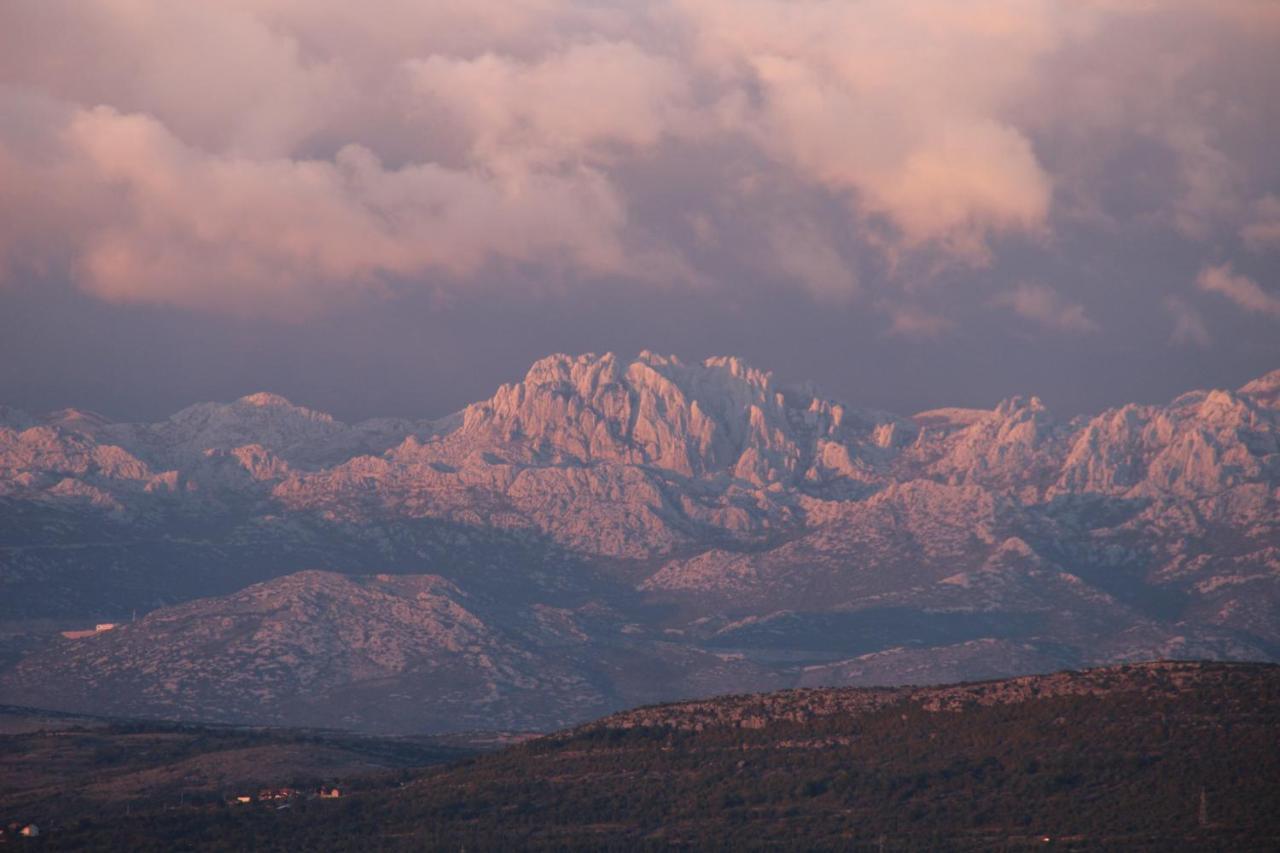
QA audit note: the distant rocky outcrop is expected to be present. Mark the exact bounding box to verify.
[576,660,1257,733]
[1,354,1278,731]
[1,571,616,733]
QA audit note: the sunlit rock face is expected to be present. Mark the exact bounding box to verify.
[1,354,1278,732]
[454,351,897,484]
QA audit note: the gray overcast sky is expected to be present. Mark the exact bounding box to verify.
[1,1,1278,423]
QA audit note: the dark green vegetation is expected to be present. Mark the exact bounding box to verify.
[7,662,1280,851]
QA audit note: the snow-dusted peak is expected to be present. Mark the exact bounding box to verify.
[636,349,681,368]
[994,395,1048,418]
[521,352,622,388]
[926,394,1063,491]
[1048,376,1280,499]
[180,389,337,422]
[41,407,116,437]
[912,407,994,431]
[234,391,318,412]
[457,351,892,483]
[148,394,352,468]
[703,354,767,382]
[6,356,1277,521]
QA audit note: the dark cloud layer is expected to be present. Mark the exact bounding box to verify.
[1,0,1278,418]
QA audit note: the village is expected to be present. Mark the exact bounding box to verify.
[0,785,346,844]
[229,784,343,808]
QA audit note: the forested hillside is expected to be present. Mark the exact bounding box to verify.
[18,662,1279,851]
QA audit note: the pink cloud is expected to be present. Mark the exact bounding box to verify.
[407,41,695,173]
[1164,296,1211,348]
[0,0,1275,322]
[682,0,1057,255]
[1196,263,1280,318]
[994,282,1099,334]
[41,106,633,315]
[885,306,954,339]
[766,221,858,302]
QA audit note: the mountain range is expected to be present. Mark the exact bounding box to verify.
[1,352,1278,731]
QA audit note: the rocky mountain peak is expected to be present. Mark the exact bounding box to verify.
[235,391,315,411]
[3,357,1280,734]
[703,354,767,382]
[147,394,351,468]
[993,395,1049,418]
[166,399,333,435]
[38,408,116,441]
[456,352,886,484]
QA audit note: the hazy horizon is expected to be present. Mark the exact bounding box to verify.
[2,1,1277,423]
[4,341,1277,427]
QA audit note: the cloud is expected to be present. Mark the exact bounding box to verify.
[1242,195,1280,251]
[406,41,695,173]
[994,282,1099,334]
[1164,295,1211,348]
[0,0,1276,322]
[678,0,1057,255]
[885,306,954,339]
[7,104,631,315]
[1196,263,1280,318]
[0,1,349,158]
[766,221,858,302]
[1017,1,1279,240]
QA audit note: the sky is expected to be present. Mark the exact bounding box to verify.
[1,0,1278,423]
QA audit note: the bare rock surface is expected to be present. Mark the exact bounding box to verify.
[1,353,1278,731]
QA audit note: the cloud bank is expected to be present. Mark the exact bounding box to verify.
[0,0,1277,330]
